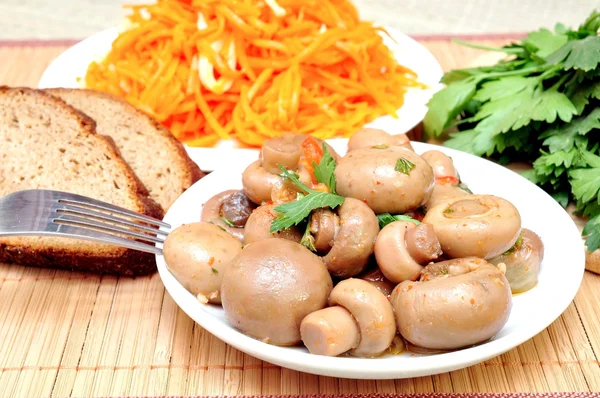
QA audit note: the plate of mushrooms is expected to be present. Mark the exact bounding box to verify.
[155,129,585,379]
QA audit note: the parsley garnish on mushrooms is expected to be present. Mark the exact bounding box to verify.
[377,213,421,229]
[395,157,415,175]
[312,144,338,193]
[211,267,219,275]
[220,216,235,227]
[300,221,317,252]
[270,166,345,233]
[372,144,389,149]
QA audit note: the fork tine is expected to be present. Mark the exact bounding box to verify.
[58,196,171,228]
[57,206,169,236]
[52,224,162,255]
[54,215,165,244]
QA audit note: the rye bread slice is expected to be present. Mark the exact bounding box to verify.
[45,88,204,212]
[0,86,162,276]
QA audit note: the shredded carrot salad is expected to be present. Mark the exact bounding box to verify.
[85,0,425,147]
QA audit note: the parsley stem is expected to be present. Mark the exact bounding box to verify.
[477,65,548,81]
[452,39,523,54]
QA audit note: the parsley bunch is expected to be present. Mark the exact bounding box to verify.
[423,10,600,251]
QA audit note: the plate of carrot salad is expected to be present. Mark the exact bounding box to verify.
[39,0,443,169]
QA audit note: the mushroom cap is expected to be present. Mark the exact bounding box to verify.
[374,221,424,283]
[347,128,413,152]
[221,239,333,346]
[329,278,396,357]
[423,194,522,259]
[201,190,250,241]
[243,204,302,245]
[391,257,512,350]
[163,222,242,304]
[489,228,544,293]
[323,198,379,278]
[242,160,283,205]
[335,146,434,214]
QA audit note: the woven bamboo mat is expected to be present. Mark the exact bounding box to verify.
[1,39,600,398]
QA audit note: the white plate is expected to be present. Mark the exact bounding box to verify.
[155,140,585,379]
[37,26,444,172]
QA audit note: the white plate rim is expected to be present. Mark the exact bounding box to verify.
[155,140,586,379]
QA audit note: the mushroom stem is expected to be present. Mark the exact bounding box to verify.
[404,223,443,265]
[309,209,339,253]
[300,306,360,357]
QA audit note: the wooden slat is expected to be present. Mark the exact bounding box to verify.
[0,40,598,396]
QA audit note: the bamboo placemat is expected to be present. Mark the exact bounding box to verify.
[1,38,600,398]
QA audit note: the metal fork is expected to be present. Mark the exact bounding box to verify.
[0,190,171,255]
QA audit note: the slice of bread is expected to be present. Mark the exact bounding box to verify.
[0,86,163,276]
[44,88,204,212]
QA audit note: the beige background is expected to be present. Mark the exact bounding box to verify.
[0,0,597,39]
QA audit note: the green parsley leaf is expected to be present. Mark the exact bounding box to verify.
[372,144,389,149]
[569,165,600,204]
[546,35,600,71]
[279,165,313,193]
[313,144,337,193]
[443,208,455,214]
[270,192,344,233]
[423,78,478,136]
[523,28,568,58]
[569,81,600,114]
[377,213,421,229]
[473,76,537,102]
[211,267,218,275]
[300,221,316,252]
[220,216,235,227]
[541,108,600,152]
[583,214,600,252]
[395,157,416,175]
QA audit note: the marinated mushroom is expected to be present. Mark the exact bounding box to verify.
[163,222,242,304]
[489,229,544,293]
[423,195,521,259]
[335,146,434,214]
[347,128,413,152]
[201,190,256,241]
[375,221,442,283]
[243,204,302,245]
[221,239,333,346]
[242,133,340,204]
[322,198,379,278]
[327,278,396,357]
[391,257,512,350]
[357,266,396,297]
[421,150,459,185]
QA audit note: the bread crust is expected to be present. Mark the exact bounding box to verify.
[0,86,162,276]
[45,88,204,210]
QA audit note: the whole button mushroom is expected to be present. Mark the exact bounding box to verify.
[242,160,283,205]
[489,229,544,293]
[321,198,380,278]
[347,128,413,152]
[391,257,512,350]
[163,222,242,304]
[221,239,333,346]
[375,221,443,283]
[421,150,459,185]
[301,278,396,357]
[243,204,302,245]
[201,190,256,241]
[335,146,434,214]
[423,195,522,259]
